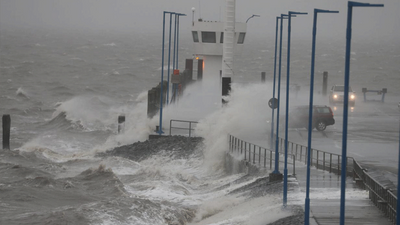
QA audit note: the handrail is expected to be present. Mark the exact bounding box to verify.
[228,133,397,224]
[228,135,296,176]
[169,119,198,137]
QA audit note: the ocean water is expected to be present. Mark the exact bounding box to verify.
[0,27,399,224]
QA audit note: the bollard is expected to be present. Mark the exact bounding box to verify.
[261,72,266,83]
[197,59,203,81]
[322,71,328,96]
[222,77,231,104]
[2,114,10,149]
[185,59,193,80]
[118,115,125,134]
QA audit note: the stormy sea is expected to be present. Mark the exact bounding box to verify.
[1,26,399,225]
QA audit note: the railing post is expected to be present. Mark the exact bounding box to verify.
[189,122,192,137]
[330,154,333,173]
[253,145,256,164]
[229,135,231,151]
[316,150,319,169]
[259,146,261,164]
[291,142,294,155]
[293,155,296,175]
[323,152,326,171]
[270,151,273,169]
[300,146,303,162]
[264,148,267,168]
[248,143,251,161]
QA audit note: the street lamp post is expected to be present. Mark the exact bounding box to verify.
[340,2,383,224]
[158,11,185,135]
[166,13,174,106]
[398,101,400,225]
[270,16,280,174]
[283,10,308,207]
[272,14,291,178]
[246,14,260,23]
[305,8,339,225]
[172,13,186,103]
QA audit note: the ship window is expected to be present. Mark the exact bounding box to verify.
[220,32,224,43]
[201,31,216,43]
[237,32,246,44]
[192,31,199,42]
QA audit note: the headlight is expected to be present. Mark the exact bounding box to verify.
[350,94,355,100]
[333,94,338,99]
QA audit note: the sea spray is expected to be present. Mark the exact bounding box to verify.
[195,82,273,172]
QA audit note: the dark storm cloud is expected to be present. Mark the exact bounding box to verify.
[0,0,399,40]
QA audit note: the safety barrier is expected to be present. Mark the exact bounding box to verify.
[229,134,397,224]
[228,135,296,175]
[274,135,353,176]
[169,119,198,137]
[353,160,397,224]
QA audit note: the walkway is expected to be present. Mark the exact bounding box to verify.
[292,163,393,224]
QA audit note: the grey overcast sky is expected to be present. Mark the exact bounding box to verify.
[0,0,399,40]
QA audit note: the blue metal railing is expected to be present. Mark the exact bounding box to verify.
[228,133,396,224]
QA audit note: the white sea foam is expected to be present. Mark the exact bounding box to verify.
[103,42,116,46]
[190,195,291,225]
[52,95,119,132]
[194,82,272,172]
[16,87,30,99]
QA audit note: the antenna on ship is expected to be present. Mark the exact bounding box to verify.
[192,7,195,26]
[198,0,202,21]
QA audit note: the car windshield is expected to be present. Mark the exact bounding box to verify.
[334,86,352,92]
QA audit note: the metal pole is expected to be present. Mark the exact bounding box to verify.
[173,14,177,72]
[341,2,383,225]
[158,12,167,135]
[283,12,292,208]
[397,101,400,225]
[305,12,318,223]
[271,16,280,174]
[166,13,174,105]
[176,15,180,69]
[340,4,352,223]
[283,10,307,208]
[274,14,288,177]
[305,9,338,225]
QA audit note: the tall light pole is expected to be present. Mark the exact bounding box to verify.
[159,11,171,134]
[270,16,281,175]
[304,8,339,225]
[398,101,400,225]
[340,2,383,224]
[166,12,174,106]
[272,14,291,179]
[158,11,185,135]
[283,10,308,208]
[172,13,186,103]
[246,14,260,23]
